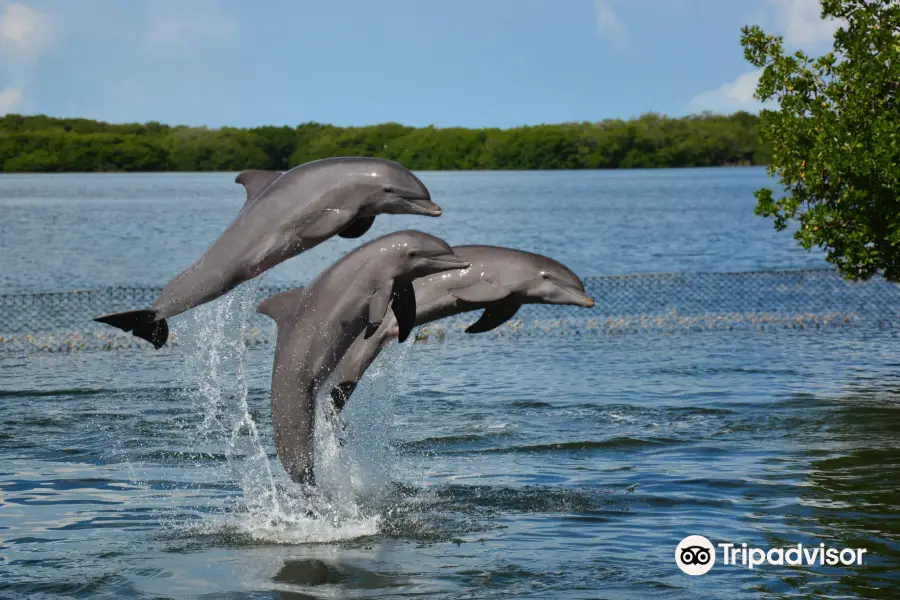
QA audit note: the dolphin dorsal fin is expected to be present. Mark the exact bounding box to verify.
[257,287,305,325]
[235,169,282,204]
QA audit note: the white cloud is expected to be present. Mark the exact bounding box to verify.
[767,0,842,49]
[143,7,236,54]
[687,0,843,115]
[593,0,627,47]
[0,85,22,113]
[0,3,52,113]
[0,2,50,64]
[688,69,778,114]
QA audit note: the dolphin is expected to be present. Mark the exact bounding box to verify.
[93,157,442,349]
[256,230,470,485]
[326,245,595,411]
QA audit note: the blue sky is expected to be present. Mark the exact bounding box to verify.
[0,0,840,128]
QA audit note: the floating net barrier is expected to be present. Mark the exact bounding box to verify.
[1,268,899,353]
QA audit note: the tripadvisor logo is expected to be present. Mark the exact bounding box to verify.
[675,535,716,576]
[675,536,868,575]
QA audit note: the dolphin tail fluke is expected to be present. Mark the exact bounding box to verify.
[93,309,169,349]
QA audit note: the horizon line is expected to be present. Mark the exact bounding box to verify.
[0,110,765,132]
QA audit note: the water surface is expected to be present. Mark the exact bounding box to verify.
[1,169,897,599]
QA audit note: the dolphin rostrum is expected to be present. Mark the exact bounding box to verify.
[93,157,442,349]
[256,230,470,485]
[327,245,595,410]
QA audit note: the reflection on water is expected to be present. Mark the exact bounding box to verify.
[770,394,900,598]
[273,558,403,591]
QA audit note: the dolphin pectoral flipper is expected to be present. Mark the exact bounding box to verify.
[257,287,306,324]
[94,309,169,349]
[339,216,376,239]
[447,279,510,303]
[300,208,357,239]
[235,169,282,203]
[366,281,395,339]
[330,381,358,412]
[465,302,522,334]
[390,280,417,343]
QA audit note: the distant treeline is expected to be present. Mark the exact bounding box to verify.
[0,112,769,172]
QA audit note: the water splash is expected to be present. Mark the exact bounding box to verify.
[169,281,283,517]
[168,281,410,544]
[217,328,427,544]
[316,342,409,502]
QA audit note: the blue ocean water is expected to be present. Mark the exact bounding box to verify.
[1,169,897,599]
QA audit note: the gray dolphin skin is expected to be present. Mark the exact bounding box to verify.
[327,245,595,411]
[256,230,470,485]
[93,157,442,349]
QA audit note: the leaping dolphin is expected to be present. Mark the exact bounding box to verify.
[327,245,595,410]
[93,157,442,349]
[256,230,470,485]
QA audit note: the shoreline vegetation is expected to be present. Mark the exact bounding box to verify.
[0,112,769,173]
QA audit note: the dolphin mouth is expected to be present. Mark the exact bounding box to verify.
[560,286,595,308]
[426,254,471,269]
[403,196,443,217]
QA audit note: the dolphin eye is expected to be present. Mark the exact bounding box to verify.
[383,186,395,194]
[541,273,549,280]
